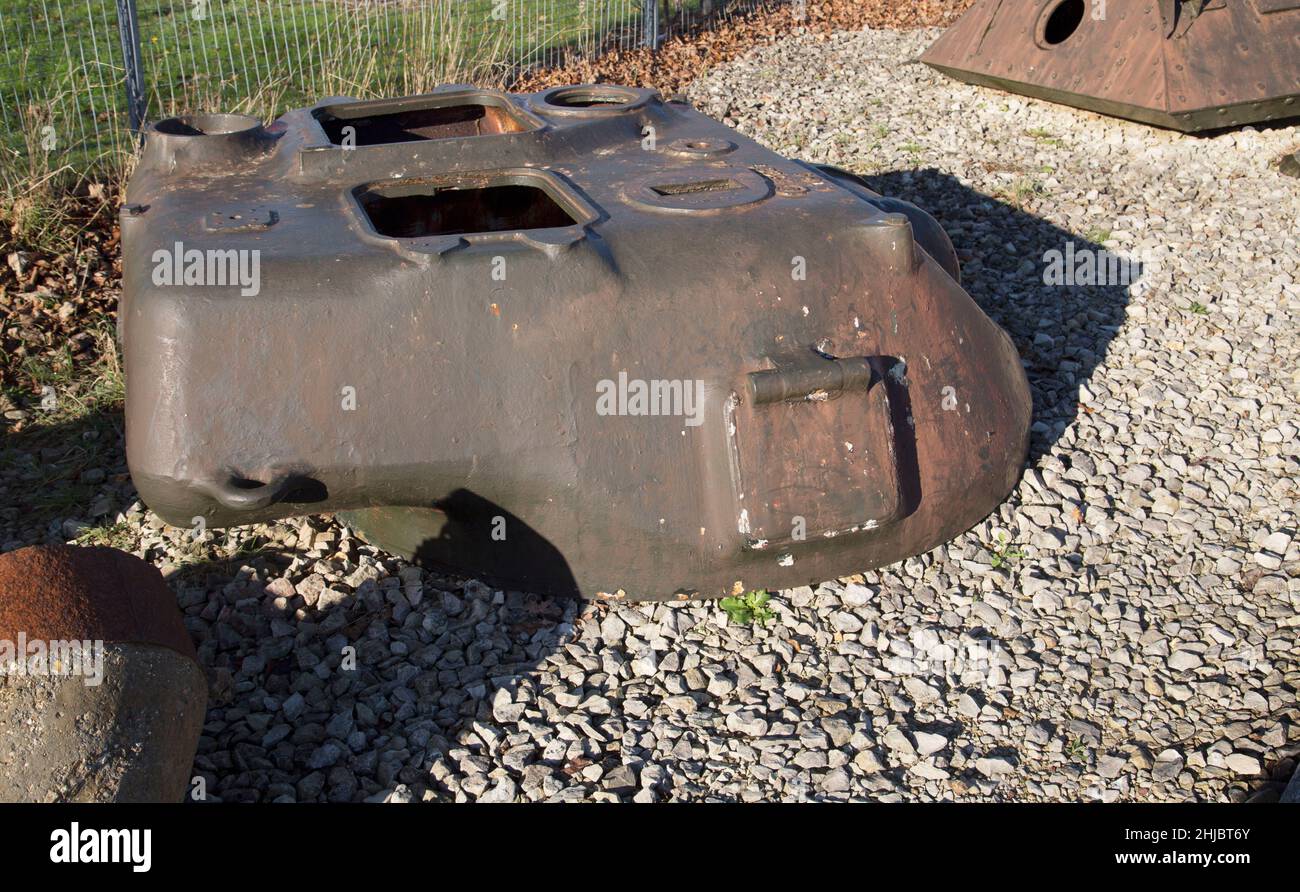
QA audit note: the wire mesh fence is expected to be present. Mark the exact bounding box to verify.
[0,0,787,176]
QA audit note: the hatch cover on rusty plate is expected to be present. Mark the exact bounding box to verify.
[623,167,771,213]
[728,350,905,550]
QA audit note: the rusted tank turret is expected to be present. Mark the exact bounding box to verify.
[923,0,1300,132]
[119,85,1031,600]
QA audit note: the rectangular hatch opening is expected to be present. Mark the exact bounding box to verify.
[315,99,530,146]
[356,181,579,238]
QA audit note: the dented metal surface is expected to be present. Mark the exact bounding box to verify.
[120,85,1031,600]
[923,0,1300,133]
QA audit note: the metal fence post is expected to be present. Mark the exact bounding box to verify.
[114,0,147,133]
[642,0,659,48]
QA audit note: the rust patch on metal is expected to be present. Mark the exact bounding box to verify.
[751,163,820,197]
[0,546,197,662]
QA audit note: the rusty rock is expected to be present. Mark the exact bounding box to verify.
[0,546,205,802]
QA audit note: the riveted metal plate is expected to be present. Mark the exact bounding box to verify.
[923,0,1300,132]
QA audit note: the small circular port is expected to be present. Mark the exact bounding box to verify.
[1037,0,1087,48]
[665,137,737,158]
[531,85,652,116]
[145,113,275,166]
[152,113,263,137]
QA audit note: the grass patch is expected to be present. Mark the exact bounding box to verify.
[2,0,643,173]
[5,326,124,426]
[75,519,137,549]
[720,588,776,627]
[1026,127,1063,147]
[995,177,1047,210]
[989,533,1025,569]
[1,325,127,531]
[162,526,286,582]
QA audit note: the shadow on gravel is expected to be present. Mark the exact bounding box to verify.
[373,488,583,599]
[4,412,595,801]
[859,170,1300,804]
[175,514,587,803]
[861,168,1134,464]
[0,408,128,542]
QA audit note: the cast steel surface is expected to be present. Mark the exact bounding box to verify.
[923,0,1300,133]
[121,85,1031,600]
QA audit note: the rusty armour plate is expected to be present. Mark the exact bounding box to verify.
[121,84,1032,600]
[923,0,1300,133]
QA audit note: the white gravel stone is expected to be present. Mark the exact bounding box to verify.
[914,732,949,757]
[1224,753,1261,776]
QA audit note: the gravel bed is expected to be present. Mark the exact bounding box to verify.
[5,26,1298,802]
